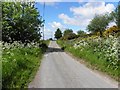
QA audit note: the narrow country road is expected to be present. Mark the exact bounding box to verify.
[29,41,118,88]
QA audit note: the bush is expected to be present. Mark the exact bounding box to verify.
[2,41,49,88]
[103,26,119,36]
[57,35,119,80]
[60,33,77,40]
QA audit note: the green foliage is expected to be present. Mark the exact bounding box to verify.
[103,26,119,36]
[66,46,118,80]
[87,14,111,36]
[54,28,62,39]
[49,38,53,40]
[111,2,120,28]
[2,41,49,88]
[57,35,119,80]
[66,33,77,40]
[63,29,73,36]
[61,29,76,40]
[77,30,86,37]
[117,2,120,28]
[2,2,43,43]
[38,40,49,52]
[74,35,119,70]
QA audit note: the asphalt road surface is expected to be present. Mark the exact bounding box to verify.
[29,41,118,88]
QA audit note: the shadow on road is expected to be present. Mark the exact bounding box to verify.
[46,47,64,54]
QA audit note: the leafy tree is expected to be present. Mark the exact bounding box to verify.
[67,33,76,40]
[54,28,62,39]
[49,38,53,40]
[2,2,43,43]
[117,2,120,28]
[62,29,76,40]
[63,29,73,36]
[87,14,111,36]
[110,2,120,28]
[77,30,86,37]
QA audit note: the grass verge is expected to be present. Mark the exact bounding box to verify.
[2,41,49,88]
[57,40,119,81]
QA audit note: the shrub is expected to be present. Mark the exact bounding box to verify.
[104,26,119,36]
[58,34,119,80]
[2,41,48,88]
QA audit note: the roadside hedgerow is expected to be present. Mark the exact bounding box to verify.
[2,41,49,88]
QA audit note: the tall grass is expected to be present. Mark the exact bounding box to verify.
[2,41,49,88]
[57,39,119,81]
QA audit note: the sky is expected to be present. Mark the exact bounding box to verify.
[35,0,119,39]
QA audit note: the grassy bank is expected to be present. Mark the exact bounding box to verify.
[57,39,119,81]
[2,41,49,88]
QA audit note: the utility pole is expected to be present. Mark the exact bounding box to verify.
[42,2,45,40]
[42,25,45,40]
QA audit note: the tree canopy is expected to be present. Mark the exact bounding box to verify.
[87,14,111,36]
[77,30,86,37]
[109,2,120,29]
[2,2,43,43]
[62,29,76,40]
[54,28,62,40]
[63,29,73,36]
[116,2,120,28]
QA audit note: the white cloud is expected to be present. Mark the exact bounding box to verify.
[43,27,53,39]
[58,13,90,27]
[49,21,64,30]
[70,2,115,17]
[108,22,116,28]
[59,2,115,31]
[42,22,65,39]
